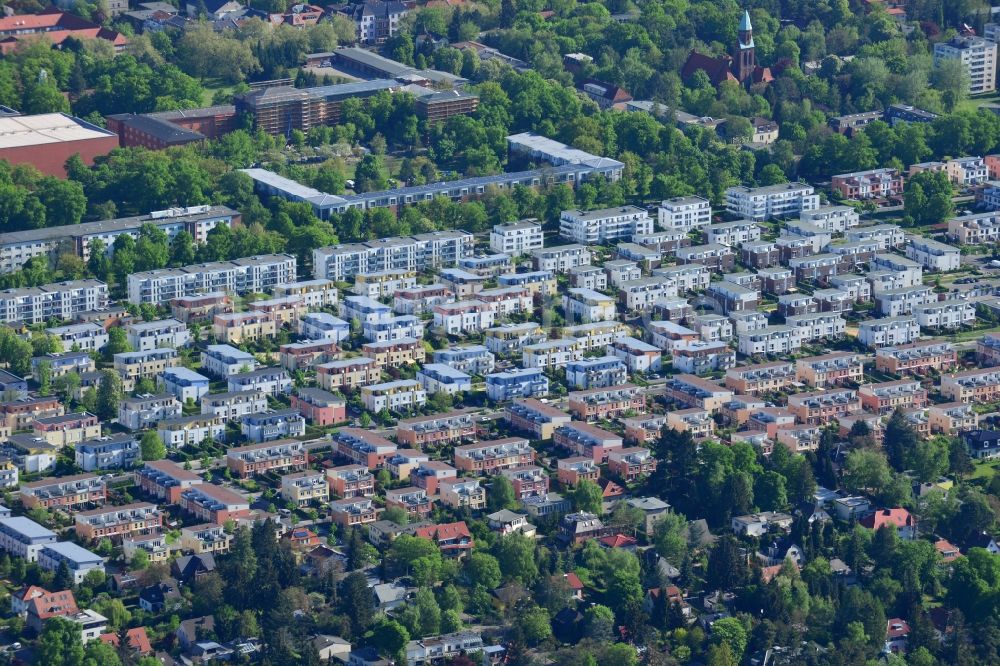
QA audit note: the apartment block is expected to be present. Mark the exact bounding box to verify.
[74,435,140,472]
[37,543,104,585]
[490,219,544,255]
[622,414,667,444]
[226,439,308,478]
[433,300,496,335]
[928,402,978,435]
[913,299,976,330]
[831,168,903,199]
[666,408,715,437]
[170,292,234,324]
[178,484,250,524]
[179,523,232,555]
[279,338,341,371]
[361,379,427,412]
[611,336,662,373]
[871,255,923,288]
[21,473,105,511]
[568,384,646,421]
[273,278,339,308]
[784,313,847,343]
[725,361,795,394]
[619,277,677,311]
[45,322,108,352]
[477,286,533,317]
[0,280,108,325]
[941,368,1000,403]
[675,243,735,272]
[353,269,417,299]
[876,339,957,375]
[211,311,277,344]
[200,390,268,423]
[704,220,762,247]
[75,503,160,543]
[523,339,583,369]
[564,321,629,353]
[497,271,557,296]
[859,380,928,414]
[136,460,203,504]
[331,496,377,527]
[556,456,600,485]
[795,352,864,387]
[505,399,571,440]
[607,447,657,482]
[725,183,820,221]
[201,344,257,378]
[32,412,101,448]
[0,517,56,562]
[663,375,735,412]
[978,333,1000,366]
[906,237,961,272]
[397,410,476,448]
[858,317,921,348]
[432,345,495,375]
[554,422,623,463]
[32,351,94,379]
[599,261,638,288]
[157,415,226,449]
[565,356,627,390]
[559,206,652,244]
[948,211,1000,244]
[486,368,549,401]
[563,288,616,323]
[384,486,431,519]
[500,466,549,500]
[707,281,759,315]
[934,36,997,94]
[326,464,375,499]
[128,254,297,304]
[530,245,592,273]
[114,348,179,391]
[160,367,210,403]
[738,325,801,356]
[289,388,345,426]
[332,430,395,471]
[280,471,329,507]
[241,409,306,443]
[394,283,455,315]
[313,231,473,282]
[800,205,860,232]
[226,367,292,396]
[124,318,189,352]
[657,196,712,232]
[438,478,486,511]
[316,357,381,392]
[787,388,861,424]
[454,437,533,474]
[672,340,736,375]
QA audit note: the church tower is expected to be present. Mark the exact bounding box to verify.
[733,9,756,83]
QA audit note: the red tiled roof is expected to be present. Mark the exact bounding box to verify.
[414,521,472,543]
[27,590,78,620]
[599,534,637,549]
[682,50,738,86]
[860,508,913,531]
[100,627,153,655]
[599,478,625,497]
[887,618,911,639]
[563,572,584,590]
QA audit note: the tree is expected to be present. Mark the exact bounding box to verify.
[904,170,954,227]
[465,552,502,589]
[54,560,74,591]
[517,605,552,646]
[371,618,409,657]
[140,431,166,461]
[38,617,86,666]
[170,230,196,266]
[494,532,538,585]
[36,360,51,397]
[105,327,132,356]
[706,537,747,592]
[354,154,389,193]
[95,369,123,421]
[54,372,81,405]
[488,475,517,511]
[711,617,748,662]
[382,505,409,526]
[339,571,374,635]
[570,479,603,515]
[754,471,788,512]
[583,604,615,641]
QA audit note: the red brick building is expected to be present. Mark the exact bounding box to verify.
[0,114,118,177]
[289,387,346,426]
[20,473,105,511]
[178,485,250,524]
[136,460,203,504]
[225,439,308,478]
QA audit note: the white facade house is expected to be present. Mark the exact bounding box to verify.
[45,323,108,352]
[846,224,904,250]
[127,254,297,305]
[657,196,712,232]
[361,380,427,412]
[913,300,976,330]
[0,280,108,325]
[799,206,859,233]
[486,368,549,401]
[490,220,544,255]
[416,364,472,395]
[738,325,802,356]
[201,344,257,377]
[934,36,997,94]
[531,245,592,273]
[299,312,351,342]
[562,288,617,323]
[905,237,961,272]
[125,318,190,351]
[858,316,922,348]
[725,183,820,221]
[433,300,496,335]
[705,220,762,247]
[559,206,653,244]
[784,313,847,342]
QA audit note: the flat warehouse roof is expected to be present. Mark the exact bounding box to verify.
[0,113,115,149]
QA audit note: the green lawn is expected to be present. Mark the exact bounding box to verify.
[971,459,1000,481]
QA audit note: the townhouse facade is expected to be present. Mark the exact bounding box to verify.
[21,473,106,511]
[568,384,645,421]
[454,438,534,475]
[876,339,957,375]
[128,254,297,304]
[226,439,308,478]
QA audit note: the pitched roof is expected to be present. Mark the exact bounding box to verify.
[27,589,77,620]
[860,508,913,531]
[681,50,737,86]
[100,627,153,655]
[599,534,637,549]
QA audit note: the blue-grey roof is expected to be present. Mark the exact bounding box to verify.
[0,516,56,540]
[43,541,103,565]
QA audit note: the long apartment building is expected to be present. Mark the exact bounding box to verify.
[490,219,544,255]
[74,502,161,543]
[795,352,864,387]
[934,35,997,94]
[858,316,921,348]
[558,206,653,244]
[875,339,956,375]
[0,280,108,325]
[787,388,860,425]
[553,422,623,463]
[724,361,795,394]
[664,375,735,412]
[313,231,474,282]
[226,439,308,478]
[20,473,106,511]
[396,410,476,448]
[940,367,1000,403]
[505,399,571,440]
[127,254,296,304]
[114,348,180,392]
[859,379,928,414]
[567,384,645,421]
[454,437,533,474]
[0,205,238,274]
[948,211,1000,244]
[334,428,397,469]
[725,183,820,221]
[178,485,250,524]
[657,196,712,232]
[200,390,268,423]
[830,168,903,200]
[316,358,381,391]
[136,460,203,504]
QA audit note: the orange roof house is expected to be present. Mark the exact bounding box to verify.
[100,627,153,655]
[0,9,127,55]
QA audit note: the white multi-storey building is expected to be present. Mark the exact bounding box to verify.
[563,288,616,323]
[905,237,961,272]
[705,220,762,247]
[846,224,904,250]
[490,220,544,255]
[559,206,652,244]
[0,280,107,325]
[657,196,712,232]
[738,325,801,356]
[949,211,1000,244]
[934,36,997,94]
[858,316,921,348]
[45,322,108,352]
[125,318,190,351]
[312,231,473,282]
[127,255,297,304]
[784,313,846,343]
[531,245,592,273]
[799,206,859,233]
[913,300,976,330]
[725,183,820,221]
[620,277,677,311]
